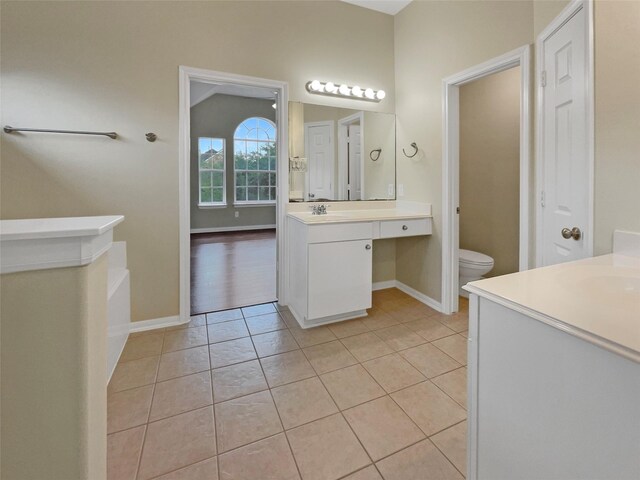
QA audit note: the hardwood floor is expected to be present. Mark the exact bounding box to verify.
[190,230,277,315]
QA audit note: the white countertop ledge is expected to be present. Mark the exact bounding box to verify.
[1,215,124,274]
[465,253,640,362]
[287,209,432,224]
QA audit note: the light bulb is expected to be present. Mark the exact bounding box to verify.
[352,86,363,97]
[364,88,375,99]
[309,80,322,91]
[339,84,351,96]
[325,82,336,93]
[376,90,386,100]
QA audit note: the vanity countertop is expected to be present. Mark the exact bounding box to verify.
[465,253,640,361]
[287,208,432,224]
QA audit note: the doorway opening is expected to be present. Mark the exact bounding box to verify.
[338,112,364,200]
[442,45,531,314]
[179,67,288,321]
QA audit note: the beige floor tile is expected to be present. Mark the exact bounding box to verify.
[327,319,370,339]
[289,325,337,348]
[362,353,426,393]
[375,439,463,480]
[404,317,456,342]
[286,413,370,480]
[433,334,468,365]
[320,364,385,410]
[432,367,467,409]
[382,299,438,323]
[400,343,461,378]
[211,359,268,403]
[163,326,208,353]
[391,381,466,436]
[166,315,207,331]
[374,324,426,351]
[107,425,146,480]
[215,390,283,452]
[340,332,393,362]
[361,309,400,331]
[303,340,358,374]
[343,396,425,461]
[260,350,317,387]
[157,345,210,381]
[209,337,257,368]
[242,303,277,317]
[119,333,164,362]
[150,371,213,421]
[252,329,299,357]
[107,384,153,434]
[435,312,469,333]
[458,296,469,312]
[154,456,219,480]
[207,319,249,344]
[279,309,300,328]
[431,421,467,476]
[138,406,216,479]
[109,356,159,393]
[218,433,299,480]
[272,377,338,429]
[460,330,469,338]
[342,466,383,480]
[207,308,243,324]
[245,312,287,335]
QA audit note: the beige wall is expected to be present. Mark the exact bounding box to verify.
[1,256,108,480]
[0,1,395,322]
[394,0,534,302]
[593,0,640,254]
[533,0,571,36]
[459,67,521,278]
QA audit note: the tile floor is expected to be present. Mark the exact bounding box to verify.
[108,289,469,480]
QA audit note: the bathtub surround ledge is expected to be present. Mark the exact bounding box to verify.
[0,215,123,480]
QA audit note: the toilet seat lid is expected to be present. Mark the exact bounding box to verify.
[459,249,494,266]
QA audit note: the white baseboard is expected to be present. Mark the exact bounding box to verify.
[129,315,184,333]
[372,280,397,291]
[372,279,443,313]
[190,224,276,234]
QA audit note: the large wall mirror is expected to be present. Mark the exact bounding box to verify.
[288,102,396,202]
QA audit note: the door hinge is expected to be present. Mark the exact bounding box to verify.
[541,70,547,88]
[540,190,545,207]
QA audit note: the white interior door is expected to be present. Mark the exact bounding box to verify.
[539,7,590,266]
[305,122,334,200]
[348,124,362,200]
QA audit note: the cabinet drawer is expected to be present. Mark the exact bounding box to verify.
[379,218,431,238]
[307,222,373,244]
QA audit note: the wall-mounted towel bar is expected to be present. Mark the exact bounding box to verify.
[3,126,117,139]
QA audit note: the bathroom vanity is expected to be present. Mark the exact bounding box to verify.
[287,205,432,328]
[464,231,640,480]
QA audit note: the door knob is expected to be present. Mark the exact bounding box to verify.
[561,227,582,240]
[365,244,372,250]
[402,225,408,230]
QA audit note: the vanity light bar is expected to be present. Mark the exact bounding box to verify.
[306,80,386,102]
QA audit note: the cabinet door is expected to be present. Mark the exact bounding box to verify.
[307,239,372,319]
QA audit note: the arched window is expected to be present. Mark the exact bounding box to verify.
[234,117,277,204]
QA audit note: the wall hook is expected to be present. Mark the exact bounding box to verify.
[369,148,382,161]
[402,142,418,158]
[145,132,157,142]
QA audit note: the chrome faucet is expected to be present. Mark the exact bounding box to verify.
[310,204,329,215]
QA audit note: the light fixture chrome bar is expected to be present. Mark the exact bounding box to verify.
[306,81,386,102]
[3,125,118,139]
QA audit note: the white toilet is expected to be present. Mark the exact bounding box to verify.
[459,249,494,297]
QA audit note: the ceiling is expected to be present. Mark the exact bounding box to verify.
[341,0,412,16]
[190,81,276,107]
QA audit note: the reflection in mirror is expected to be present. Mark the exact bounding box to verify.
[288,102,396,201]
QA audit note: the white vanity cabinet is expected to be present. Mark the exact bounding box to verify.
[288,219,373,327]
[286,208,433,328]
